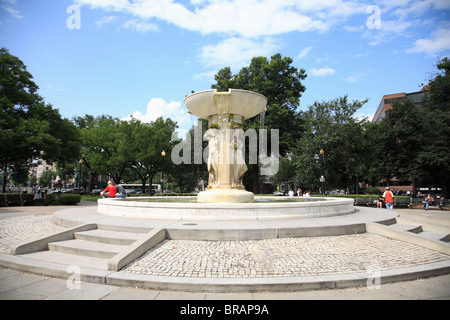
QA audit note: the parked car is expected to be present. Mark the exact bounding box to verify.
[91,189,101,195]
[72,187,86,194]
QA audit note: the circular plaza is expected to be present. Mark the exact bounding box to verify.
[0,202,449,293]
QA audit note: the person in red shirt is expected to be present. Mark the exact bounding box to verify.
[100,181,116,198]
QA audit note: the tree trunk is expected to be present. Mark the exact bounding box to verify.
[2,161,7,194]
[141,177,147,194]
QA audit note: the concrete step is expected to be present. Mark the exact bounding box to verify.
[48,239,127,259]
[388,223,422,233]
[418,231,450,243]
[397,211,450,228]
[22,250,110,270]
[388,221,449,243]
[74,229,143,245]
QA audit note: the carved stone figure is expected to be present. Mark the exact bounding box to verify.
[204,128,219,187]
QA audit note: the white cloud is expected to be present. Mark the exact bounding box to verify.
[297,46,314,59]
[199,37,279,70]
[0,0,23,18]
[75,0,372,38]
[407,23,450,55]
[310,66,336,76]
[123,19,158,33]
[123,98,196,137]
[96,15,117,27]
[193,70,218,82]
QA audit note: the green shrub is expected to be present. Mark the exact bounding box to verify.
[44,193,81,205]
[0,193,34,206]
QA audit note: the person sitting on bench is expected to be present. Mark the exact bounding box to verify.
[422,194,434,210]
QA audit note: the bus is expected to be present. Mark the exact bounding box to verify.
[120,183,161,194]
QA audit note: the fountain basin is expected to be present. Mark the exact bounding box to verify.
[97,196,354,221]
[184,89,267,120]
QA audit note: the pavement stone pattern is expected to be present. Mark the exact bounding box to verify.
[122,235,449,278]
[0,214,448,279]
[0,215,67,253]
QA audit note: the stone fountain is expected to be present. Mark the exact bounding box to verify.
[184,89,267,203]
[97,88,354,220]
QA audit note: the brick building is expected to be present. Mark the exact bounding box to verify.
[372,86,429,124]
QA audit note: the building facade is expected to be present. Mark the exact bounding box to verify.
[372,86,429,124]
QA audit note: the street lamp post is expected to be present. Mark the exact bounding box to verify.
[161,150,166,193]
[78,159,83,194]
[319,149,325,196]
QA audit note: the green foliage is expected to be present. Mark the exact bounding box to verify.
[374,57,450,197]
[39,170,57,188]
[1,48,80,192]
[74,115,177,194]
[0,193,34,206]
[212,53,306,156]
[44,193,81,205]
[292,96,372,192]
[0,193,80,206]
[212,53,307,192]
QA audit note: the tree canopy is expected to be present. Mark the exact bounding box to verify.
[0,48,80,192]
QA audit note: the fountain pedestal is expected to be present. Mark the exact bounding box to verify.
[184,89,267,203]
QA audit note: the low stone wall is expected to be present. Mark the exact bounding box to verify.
[97,196,354,221]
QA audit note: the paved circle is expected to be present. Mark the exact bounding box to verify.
[122,235,449,278]
[0,213,448,279]
[0,215,67,253]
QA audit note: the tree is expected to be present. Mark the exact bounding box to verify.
[0,48,80,192]
[38,170,56,188]
[127,117,177,194]
[293,96,370,192]
[373,57,450,197]
[169,120,208,193]
[74,115,132,190]
[271,155,297,192]
[418,57,450,197]
[212,54,306,153]
[374,99,424,187]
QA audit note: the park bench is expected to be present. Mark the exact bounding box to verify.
[409,197,449,210]
[353,197,374,207]
[353,196,412,208]
[393,197,411,208]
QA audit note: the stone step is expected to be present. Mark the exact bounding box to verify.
[418,231,450,243]
[74,229,144,245]
[22,250,110,270]
[48,239,127,259]
[388,223,422,233]
[388,221,449,243]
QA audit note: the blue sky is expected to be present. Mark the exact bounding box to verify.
[1,0,449,137]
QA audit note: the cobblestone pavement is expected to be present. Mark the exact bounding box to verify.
[0,207,449,279]
[122,235,449,278]
[0,215,67,253]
